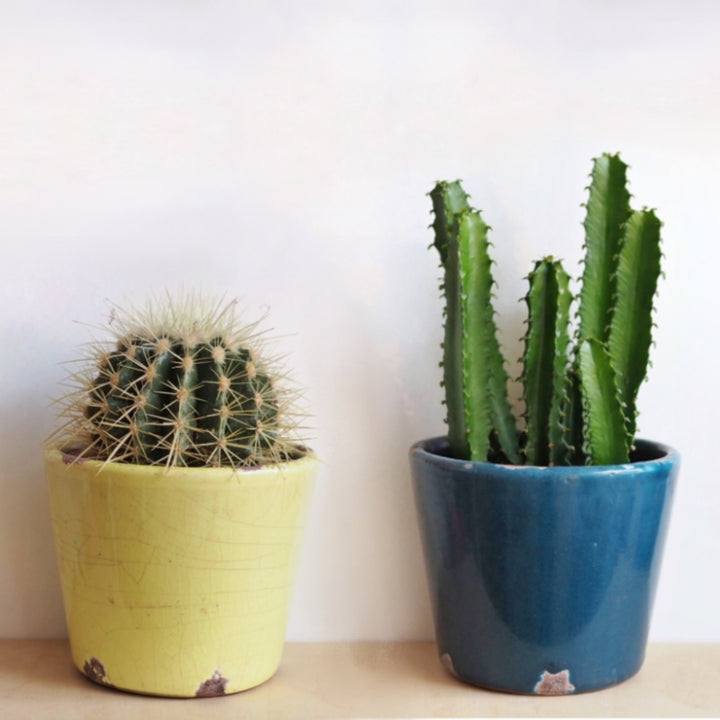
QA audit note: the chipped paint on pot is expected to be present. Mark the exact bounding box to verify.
[534,670,576,696]
[440,653,459,679]
[196,670,229,697]
[46,445,318,698]
[83,657,115,688]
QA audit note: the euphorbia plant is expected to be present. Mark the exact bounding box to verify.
[431,153,662,466]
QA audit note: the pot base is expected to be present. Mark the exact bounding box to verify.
[438,649,644,695]
[74,654,278,698]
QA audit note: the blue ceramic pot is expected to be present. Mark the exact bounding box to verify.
[410,437,678,695]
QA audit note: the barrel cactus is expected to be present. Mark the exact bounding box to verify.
[53,294,308,468]
[430,153,662,466]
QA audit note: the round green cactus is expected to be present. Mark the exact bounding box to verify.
[53,294,308,468]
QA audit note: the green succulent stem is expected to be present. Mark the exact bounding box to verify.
[456,211,520,463]
[431,181,471,459]
[431,182,519,463]
[562,367,585,465]
[608,208,663,442]
[578,153,632,343]
[578,337,630,465]
[522,257,572,466]
[457,211,494,461]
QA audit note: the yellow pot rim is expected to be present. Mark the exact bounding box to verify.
[44,443,318,486]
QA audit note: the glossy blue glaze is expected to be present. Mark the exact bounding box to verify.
[410,437,679,695]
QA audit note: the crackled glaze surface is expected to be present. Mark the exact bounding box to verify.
[46,447,317,697]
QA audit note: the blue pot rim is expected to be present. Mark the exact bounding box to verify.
[410,437,679,481]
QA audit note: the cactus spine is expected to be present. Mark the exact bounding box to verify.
[430,153,662,466]
[53,295,306,469]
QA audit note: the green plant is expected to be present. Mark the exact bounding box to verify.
[52,293,308,468]
[431,153,662,466]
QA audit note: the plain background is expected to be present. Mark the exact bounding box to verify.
[1,0,718,643]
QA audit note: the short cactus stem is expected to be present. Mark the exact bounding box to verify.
[578,337,630,465]
[522,257,572,466]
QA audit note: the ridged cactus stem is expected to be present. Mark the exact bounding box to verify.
[578,153,632,343]
[485,305,522,464]
[457,211,494,461]
[608,209,663,443]
[578,337,630,465]
[522,257,572,466]
[457,210,519,463]
[431,181,519,463]
[430,181,471,459]
[570,152,635,463]
[563,367,585,465]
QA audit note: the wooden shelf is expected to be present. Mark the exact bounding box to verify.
[0,640,718,718]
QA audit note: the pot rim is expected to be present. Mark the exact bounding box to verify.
[44,442,318,481]
[410,436,679,477]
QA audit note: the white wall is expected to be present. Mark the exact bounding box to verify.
[1,0,718,642]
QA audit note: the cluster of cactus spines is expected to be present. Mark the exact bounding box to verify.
[53,294,307,469]
[430,152,662,466]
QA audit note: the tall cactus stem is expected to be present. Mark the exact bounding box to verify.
[456,210,520,463]
[608,208,663,443]
[430,181,471,459]
[457,210,495,461]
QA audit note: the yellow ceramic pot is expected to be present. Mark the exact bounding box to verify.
[45,446,318,697]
